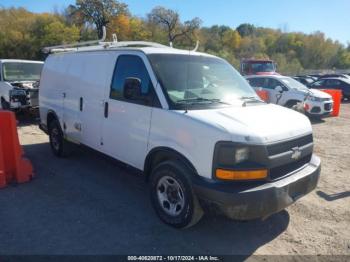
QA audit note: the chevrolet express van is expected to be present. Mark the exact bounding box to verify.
[39,41,321,228]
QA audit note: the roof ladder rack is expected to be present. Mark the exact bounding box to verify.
[42,26,107,54]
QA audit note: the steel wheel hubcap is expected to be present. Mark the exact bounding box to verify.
[157,176,185,216]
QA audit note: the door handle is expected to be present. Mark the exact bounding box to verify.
[104,102,109,118]
[79,97,83,111]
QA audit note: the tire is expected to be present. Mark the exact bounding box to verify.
[1,98,10,110]
[150,160,204,228]
[48,119,71,157]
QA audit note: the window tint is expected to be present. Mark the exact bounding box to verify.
[266,78,280,89]
[247,78,265,88]
[110,55,154,102]
[325,79,341,86]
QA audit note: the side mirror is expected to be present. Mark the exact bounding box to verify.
[275,85,283,93]
[123,77,143,100]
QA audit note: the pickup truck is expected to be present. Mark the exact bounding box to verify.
[0,59,43,110]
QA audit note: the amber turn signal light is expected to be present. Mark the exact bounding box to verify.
[216,169,267,180]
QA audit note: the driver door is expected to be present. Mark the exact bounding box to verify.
[101,53,160,170]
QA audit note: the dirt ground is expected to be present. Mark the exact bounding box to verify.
[0,103,349,256]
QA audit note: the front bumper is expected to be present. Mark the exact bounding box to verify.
[9,88,39,109]
[304,100,333,116]
[193,154,321,220]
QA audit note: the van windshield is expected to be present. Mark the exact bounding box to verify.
[251,62,275,73]
[148,54,258,109]
[3,62,43,82]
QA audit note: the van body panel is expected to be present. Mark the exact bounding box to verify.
[148,109,230,179]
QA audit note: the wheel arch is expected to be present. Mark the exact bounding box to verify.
[144,147,198,181]
[284,99,302,107]
[47,110,60,128]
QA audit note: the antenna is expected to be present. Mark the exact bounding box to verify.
[42,26,107,54]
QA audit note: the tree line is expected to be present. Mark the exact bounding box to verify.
[1,0,349,75]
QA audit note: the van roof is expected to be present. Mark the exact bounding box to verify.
[0,59,44,64]
[49,45,216,58]
[245,75,287,79]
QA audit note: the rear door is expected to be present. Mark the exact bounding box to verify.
[79,52,117,150]
[101,52,161,169]
[310,79,326,89]
[324,79,342,90]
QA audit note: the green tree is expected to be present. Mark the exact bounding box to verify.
[68,0,129,39]
[147,6,201,45]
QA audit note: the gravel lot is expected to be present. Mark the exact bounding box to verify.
[0,103,349,256]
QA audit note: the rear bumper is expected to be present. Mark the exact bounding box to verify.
[193,154,321,220]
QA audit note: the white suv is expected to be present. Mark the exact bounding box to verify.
[39,41,321,228]
[246,75,333,117]
[0,59,43,110]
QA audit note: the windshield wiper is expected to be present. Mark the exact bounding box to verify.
[176,97,230,105]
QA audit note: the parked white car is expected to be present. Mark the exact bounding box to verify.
[246,75,333,117]
[39,41,321,228]
[0,59,44,110]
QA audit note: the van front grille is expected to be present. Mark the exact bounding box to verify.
[269,154,312,181]
[266,134,313,156]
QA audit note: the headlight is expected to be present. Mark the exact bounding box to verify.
[308,96,321,102]
[213,142,267,181]
[235,147,250,164]
[216,145,250,165]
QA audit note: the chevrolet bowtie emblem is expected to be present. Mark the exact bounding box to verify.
[291,147,302,160]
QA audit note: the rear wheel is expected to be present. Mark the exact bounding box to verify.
[150,160,203,228]
[48,119,71,157]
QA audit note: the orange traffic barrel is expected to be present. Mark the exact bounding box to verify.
[256,89,269,102]
[321,89,342,117]
[0,110,34,188]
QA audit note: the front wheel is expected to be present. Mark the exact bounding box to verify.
[150,160,203,228]
[48,119,71,157]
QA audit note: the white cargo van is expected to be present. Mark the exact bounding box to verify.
[39,40,321,228]
[0,59,44,110]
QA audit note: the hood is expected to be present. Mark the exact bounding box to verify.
[185,104,312,144]
[309,89,332,99]
[9,81,39,89]
[255,71,280,75]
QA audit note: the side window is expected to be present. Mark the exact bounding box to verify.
[266,78,278,89]
[312,80,324,87]
[326,79,340,87]
[267,79,287,91]
[248,78,265,88]
[110,55,155,105]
